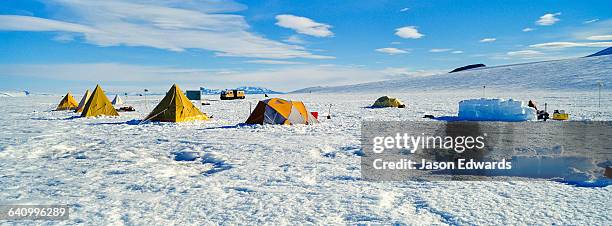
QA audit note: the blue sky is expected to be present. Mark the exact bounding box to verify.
[0,0,611,93]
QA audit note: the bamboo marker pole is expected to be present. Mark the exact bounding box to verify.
[483,85,486,97]
[144,89,149,111]
[598,81,603,118]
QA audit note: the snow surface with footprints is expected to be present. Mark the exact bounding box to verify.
[0,89,611,225]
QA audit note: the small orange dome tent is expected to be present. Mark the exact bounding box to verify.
[55,92,79,111]
[142,84,209,122]
[245,98,318,125]
[81,85,119,117]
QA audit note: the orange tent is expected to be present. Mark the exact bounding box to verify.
[246,98,318,125]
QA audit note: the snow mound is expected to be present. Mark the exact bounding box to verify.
[458,98,536,121]
[173,151,200,161]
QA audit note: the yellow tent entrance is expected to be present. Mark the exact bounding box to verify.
[55,92,78,111]
[142,84,209,123]
[81,85,119,117]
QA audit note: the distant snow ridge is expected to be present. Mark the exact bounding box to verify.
[587,47,612,57]
[200,87,222,95]
[235,86,284,94]
[0,90,29,97]
[292,55,612,93]
[449,64,486,73]
[201,86,283,94]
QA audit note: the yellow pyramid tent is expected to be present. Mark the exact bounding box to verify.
[55,92,79,111]
[81,85,119,117]
[74,89,91,113]
[143,84,208,122]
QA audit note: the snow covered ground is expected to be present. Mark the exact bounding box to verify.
[0,89,611,225]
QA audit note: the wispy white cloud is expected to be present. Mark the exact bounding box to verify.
[400,8,409,12]
[570,19,612,41]
[52,33,76,42]
[522,27,534,32]
[485,48,587,61]
[275,14,333,37]
[283,35,305,44]
[380,67,444,78]
[0,1,331,59]
[536,12,561,26]
[479,38,496,43]
[246,60,305,65]
[586,35,612,41]
[395,26,424,39]
[530,41,612,49]
[429,48,452,53]
[507,50,544,58]
[0,15,98,33]
[375,47,408,55]
[584,19,599,24]
[451,50,464,54]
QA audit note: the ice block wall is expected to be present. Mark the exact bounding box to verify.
[458,98,536,121]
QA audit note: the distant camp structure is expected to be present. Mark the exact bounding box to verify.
[372,96,406,108]
[117,106,136,112]
[185,90,201,100]
[75,89,91,113]
[81,85,119,117]
[55,92,79,111]
[528,100,551,121]
[552,110,569,121]
[220,89,245,100]
[111,95,125,106]
[246,98,318,125]
[449,64,486,73]
[142,84,209,122]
